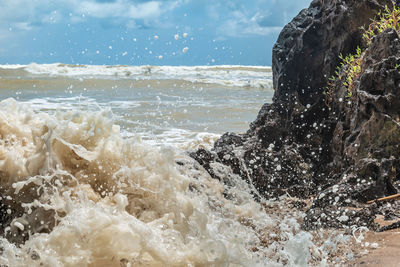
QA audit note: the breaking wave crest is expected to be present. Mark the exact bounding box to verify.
[0,99,352,266]
[0,63,272,89]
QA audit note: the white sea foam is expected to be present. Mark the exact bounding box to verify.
[0,62,272,148]
[0,99,353,266]
[135,128,221,150]
[0,63,273,89]
[0,64,26,69]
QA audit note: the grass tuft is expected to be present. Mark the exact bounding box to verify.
[324,5,400,105]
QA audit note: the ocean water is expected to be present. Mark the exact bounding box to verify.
[0,64,273,149]
[0,64,355,266]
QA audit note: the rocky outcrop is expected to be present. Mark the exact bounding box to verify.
[304,27,400,229]
[192,0,400,230]
[272,0,386,110]
[331,28,400,193]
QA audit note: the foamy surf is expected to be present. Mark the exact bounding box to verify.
[0,63,272,148]
[0,98,358,266]
[0,63,272,89]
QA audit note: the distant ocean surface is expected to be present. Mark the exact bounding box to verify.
[0,63,273,149]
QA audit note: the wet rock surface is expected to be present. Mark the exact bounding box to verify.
[308,27,400,230]
[191,0,400,230]
[0,200,8,233]
[272,0,387,110]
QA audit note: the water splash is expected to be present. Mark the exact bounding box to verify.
[0,98,353,266]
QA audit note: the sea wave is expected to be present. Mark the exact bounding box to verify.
[0,63,273,89]
[0,98,351,266]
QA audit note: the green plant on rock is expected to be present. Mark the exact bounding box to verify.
[362,4,400,45]
[325,5,400,105]
[323,46,362,104]
[338,46,363,99]
[323,76,335,106]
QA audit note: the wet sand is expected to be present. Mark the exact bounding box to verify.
[354,229,400,266]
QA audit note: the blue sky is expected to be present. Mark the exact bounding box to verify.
[0,0,310,66]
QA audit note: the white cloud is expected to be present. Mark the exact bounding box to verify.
[0,0,183,32]
[77,1,124,18]
[217,10,281,37]
[203,0,310,38]
[76,0,164,20]
[42,10,64,24]
[206,4,221,20]
[13,22,33,31]
[126,1,163,20]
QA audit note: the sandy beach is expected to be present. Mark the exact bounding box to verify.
[354,229,400,266]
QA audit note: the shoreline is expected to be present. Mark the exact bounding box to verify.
[353,229,400,266]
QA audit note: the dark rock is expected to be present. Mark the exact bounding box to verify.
[192,0,391,197]
[189,148,220,180]
[0,183,57,245]
[0,186,13,237]
[191,0,400,230]
[305,27,400,228]
[330,28,400,183]
[0,199,7,231]
[272,0,391,123]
